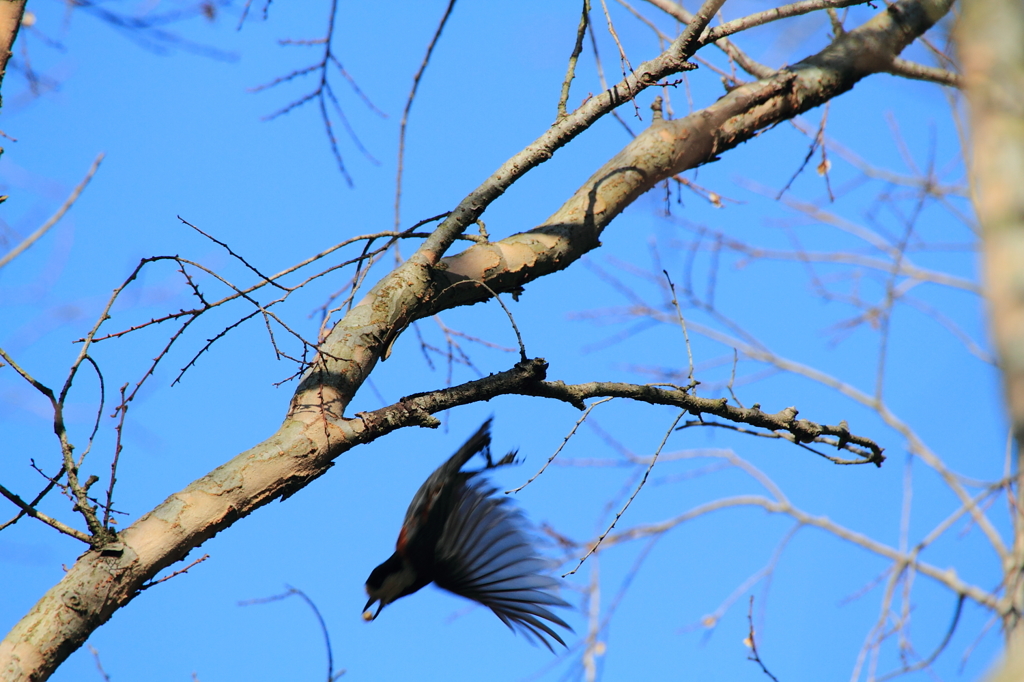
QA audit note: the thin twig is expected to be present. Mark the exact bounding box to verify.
[565,409,685,575]
[87,646,111,682]
[887,57,961,88]
[0,152,104,269]
[442,278,528,363]
[394,0,458,229]
[509,397,615,493]
[876,595,964,681]
[643,0,774,78]
[103,384,129,528]
[253,0,383,184]
[745,596,780,682]
[0,482,91,543]
[557,0,591,120]
[663,270,695,383]
[701,0,869,45]
[0,347,108,540]
[180,217,288,291]
[140,554,210,590]
[239,586,344,681]
[602,495,1000,611]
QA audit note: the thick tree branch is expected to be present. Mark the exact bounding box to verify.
[285,0,724,424]
[0,0,25,100]
[422,0,953,317]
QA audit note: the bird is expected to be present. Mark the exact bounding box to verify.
[363,418,571,650]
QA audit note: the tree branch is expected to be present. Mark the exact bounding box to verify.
[887,57,962,87]
[520,379,884,464]
[603,494,1001,611]
[0,0,26,97]
[0,153,105,269]
[644,0,776,79]
[0,483,91,543]
[701,0,869,45]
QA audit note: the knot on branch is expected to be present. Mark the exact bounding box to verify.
[62,591,86,612]
[834,420,851,449]
[515,357,549,381]
[789,418,823,443]
[651,96,664,121]
[357,404,440,435]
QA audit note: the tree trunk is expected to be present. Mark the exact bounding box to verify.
[961,0,1024,654]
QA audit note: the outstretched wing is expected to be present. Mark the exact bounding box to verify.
[398,419,495,553]
[433,478,572,651]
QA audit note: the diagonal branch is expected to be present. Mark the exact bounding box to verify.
[290,0,953,429]
[0,153,104,269]
[0,483,91,543]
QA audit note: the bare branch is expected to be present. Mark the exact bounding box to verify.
[0,482,91,543]
[510,397,614,493]
[394,0,457,229]
[745,596,780,682]
[557,0,592,120]
[0,153,104,269]
[253,0,383,184]
[702,0,870,45]
[643,0,775,78]
[887,57,962,87]
[0,1,955,676]
[520,379,885,465]
[604,495,1000,611]
[139,554,210,590]
[565,409,685,575]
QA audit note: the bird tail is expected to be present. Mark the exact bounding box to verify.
[435,417,498,479]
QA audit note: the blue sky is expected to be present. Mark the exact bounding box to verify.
[0,1,1005,681]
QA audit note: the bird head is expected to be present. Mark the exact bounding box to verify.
[363,552,418,621]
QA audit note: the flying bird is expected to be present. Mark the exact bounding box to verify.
[363,418,571,650]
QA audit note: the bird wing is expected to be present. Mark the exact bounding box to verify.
[398,419,495,554]
[433,478,572,651]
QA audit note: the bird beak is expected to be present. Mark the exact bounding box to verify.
[362,597,384,621]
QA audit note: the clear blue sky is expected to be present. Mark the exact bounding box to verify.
[0,1,1004,681]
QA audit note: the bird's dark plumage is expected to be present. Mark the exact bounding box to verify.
[363,419,571,650]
